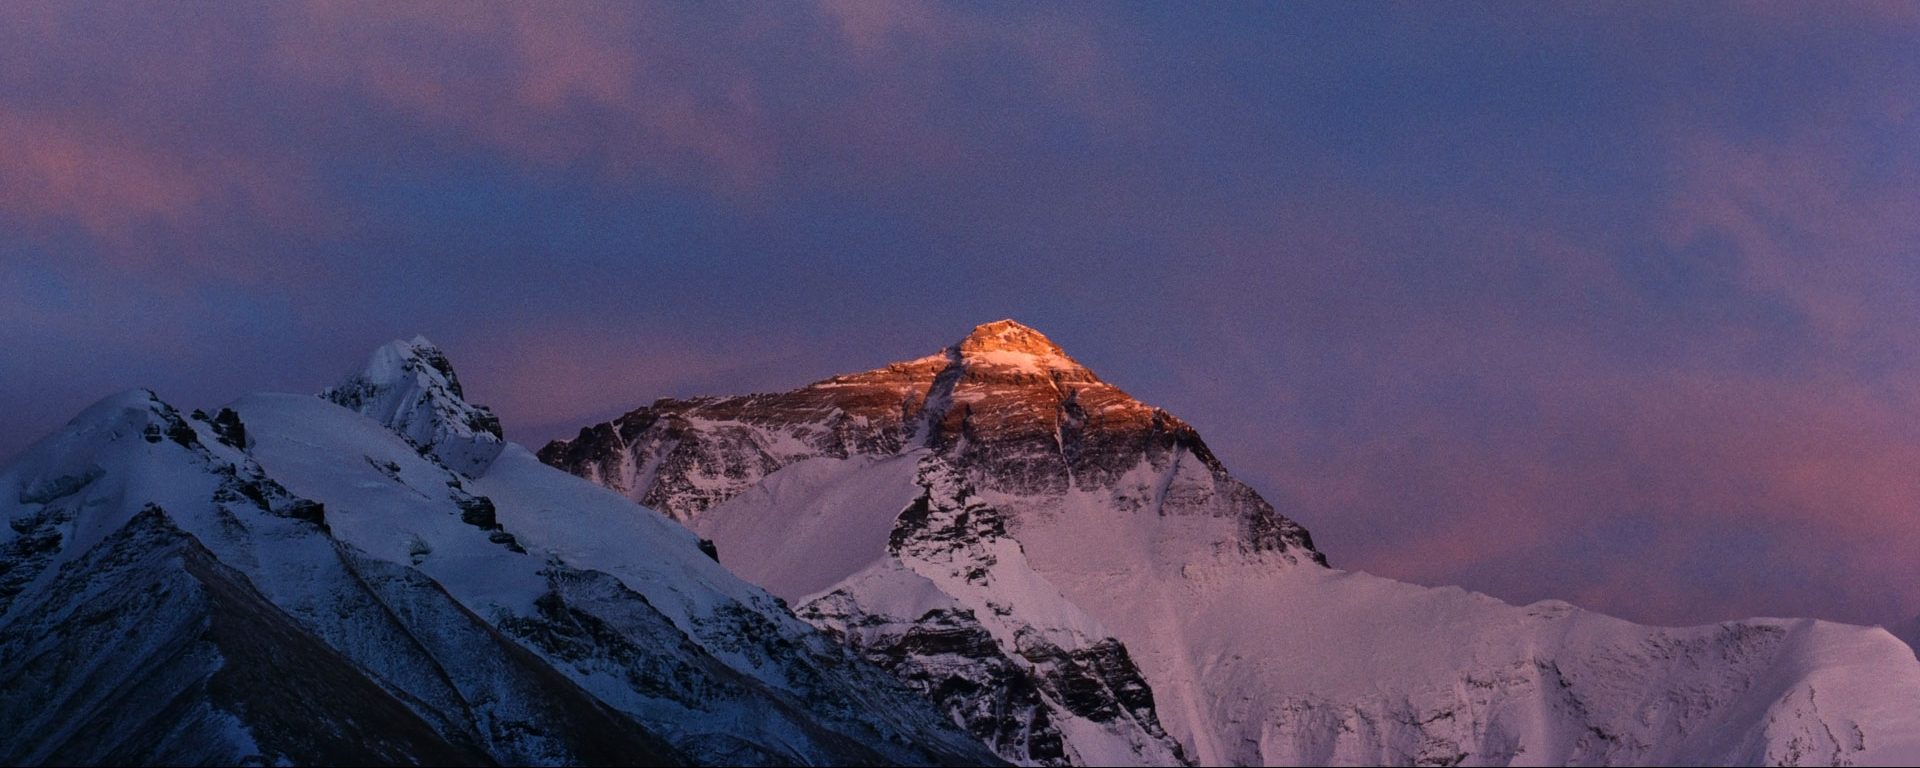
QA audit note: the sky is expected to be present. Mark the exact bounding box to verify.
[3,2,1918,633]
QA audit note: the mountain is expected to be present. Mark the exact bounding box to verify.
[543,319,1920,767]
[0,338,998,766]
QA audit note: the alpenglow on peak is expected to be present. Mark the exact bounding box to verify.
[948,318,1086,373]
[959,319,1064,353]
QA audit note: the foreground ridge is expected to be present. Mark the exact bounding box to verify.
[0,342,998,766]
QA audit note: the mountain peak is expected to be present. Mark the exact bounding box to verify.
[960,318,1055,349]
[372,336,466,397]
[950,319,1082,373]
[322,336,504,476]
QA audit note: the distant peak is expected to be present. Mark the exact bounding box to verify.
[370,336,463,398]
[323,336,504,476]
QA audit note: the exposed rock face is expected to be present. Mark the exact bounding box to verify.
[802,598,1063,765]
[541,319,1320,563]
[545,319,1920,767]
[797,463,1188,766]
[0,347,1000,766]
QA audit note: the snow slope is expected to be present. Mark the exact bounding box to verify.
[697,453,927,601]
[546,319,1920,767]
[1021,519,1920,766]
[0,340,998,766]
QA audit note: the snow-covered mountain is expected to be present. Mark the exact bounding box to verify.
[0,338,998,766]
[543,319,1920,767]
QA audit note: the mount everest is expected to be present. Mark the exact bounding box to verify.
[543,320,1920,767]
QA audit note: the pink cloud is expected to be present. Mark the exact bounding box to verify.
[1,2,1145,253]
[1661,134,1920,348]
[804,0,1147,177]
[1240,337,1920,626]
[260,4,778,192]
[816,0,1136,115]
[0,106,317,282]
[265,2,1140,197]
[0,108,203,234]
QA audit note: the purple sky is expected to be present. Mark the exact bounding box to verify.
[4,2,1918,632]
